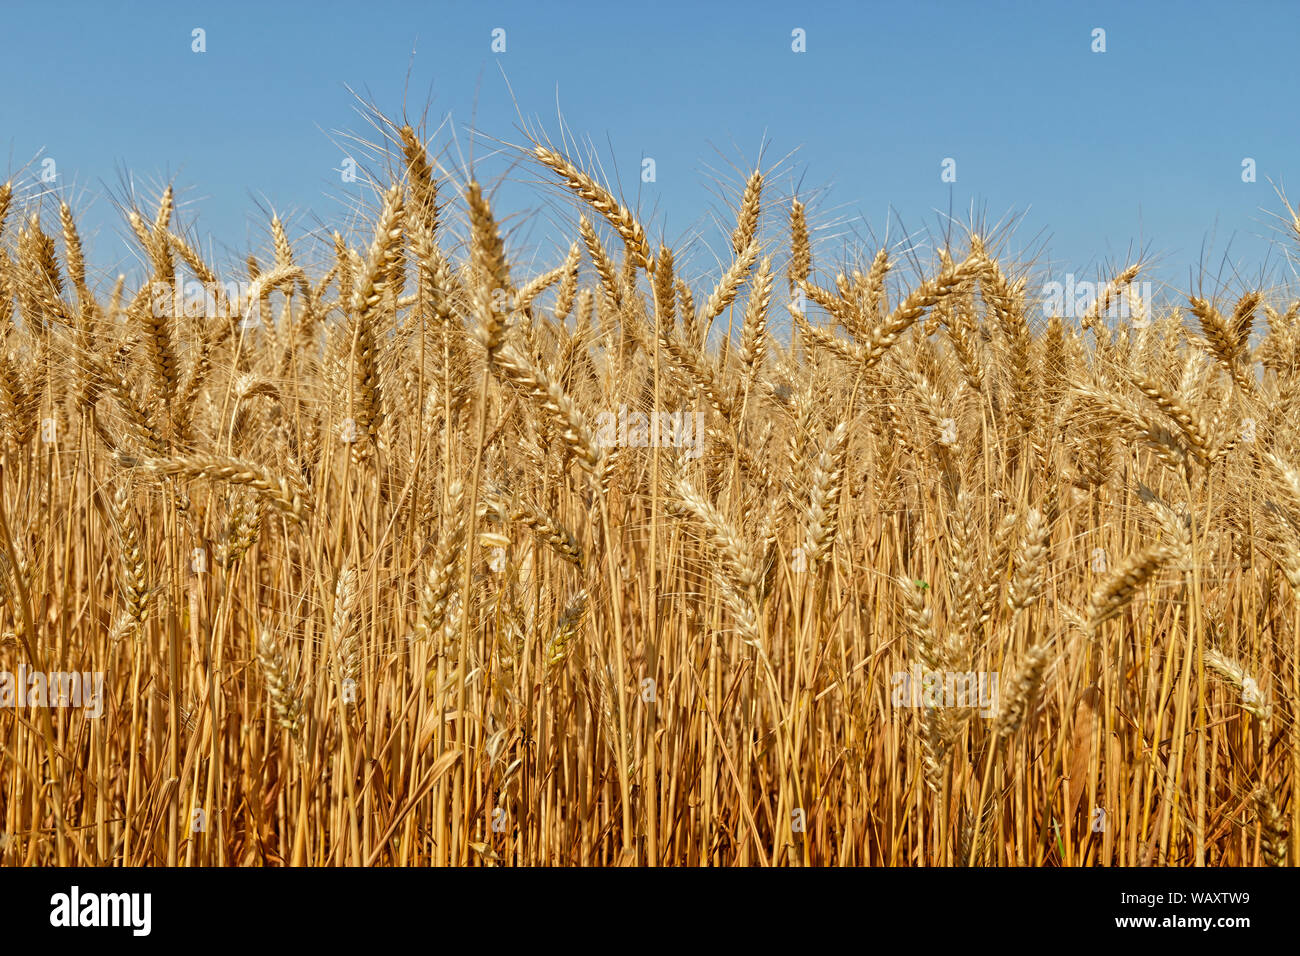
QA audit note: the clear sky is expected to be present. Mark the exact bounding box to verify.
[3,0,1299,303]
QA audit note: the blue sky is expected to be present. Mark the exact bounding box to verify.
[3,0,1298,302]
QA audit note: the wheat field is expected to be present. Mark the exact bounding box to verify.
[0,114,1298,867]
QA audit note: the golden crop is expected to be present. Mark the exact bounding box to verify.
[1,115,1298,866]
